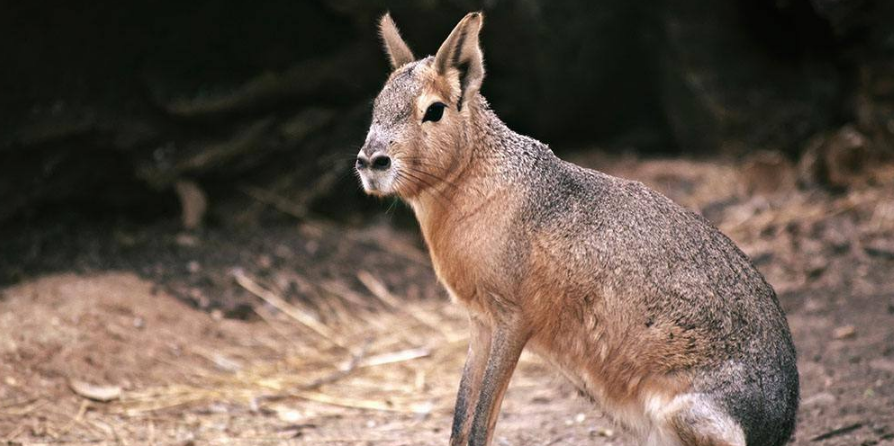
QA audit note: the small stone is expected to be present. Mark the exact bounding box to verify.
[833,325,856,340]
[589,427,614,437]
[189,288,209,308]
[869,358,894,374]
[274,407,302,423]
[69,379,122,402]
[802,392,836,407]
[210,353,242,373]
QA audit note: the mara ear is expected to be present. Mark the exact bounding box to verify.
[379,13,415,69]
[433,12,484,112]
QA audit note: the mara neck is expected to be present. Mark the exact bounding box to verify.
[407,95,533,242]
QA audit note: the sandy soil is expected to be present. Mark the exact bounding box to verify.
[1,155,893,446]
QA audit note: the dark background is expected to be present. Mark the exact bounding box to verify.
[1,0,892,251]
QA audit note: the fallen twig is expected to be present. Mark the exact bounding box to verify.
[3,424,25,442]
[255,342,370,405]
[811,423,863,441]
[357,270,450,338]
[302,344,367,391]
[358,347,430,368]
[291,391,433,414]
[1,398,50,417]
[233,270,347,350]
[58,400,90,436]
[252,306,305,350]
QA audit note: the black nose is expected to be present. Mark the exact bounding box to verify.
[370,154,391,171]
[356,154,369,169]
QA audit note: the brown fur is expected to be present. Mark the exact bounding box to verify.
[358,12,798,446]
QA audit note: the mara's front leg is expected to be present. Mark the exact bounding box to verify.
[450,314,492,446]
[467,317,530,446]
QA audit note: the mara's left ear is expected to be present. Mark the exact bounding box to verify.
[433,12,484,111]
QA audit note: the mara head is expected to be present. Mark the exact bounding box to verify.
[355,12,486,199]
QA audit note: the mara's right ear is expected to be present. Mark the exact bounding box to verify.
[379,13,415,69]
[433,12,484,112]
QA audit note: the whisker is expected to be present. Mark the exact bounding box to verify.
[397,159,464,187]
[385,196,400,215]
[402,166,462,192]
[398,171,455,211]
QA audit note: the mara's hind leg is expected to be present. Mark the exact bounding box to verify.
[650,394,746,446]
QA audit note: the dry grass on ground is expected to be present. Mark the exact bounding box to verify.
[1,272,604,445]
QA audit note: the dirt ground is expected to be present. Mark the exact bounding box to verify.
[1,154,893,445]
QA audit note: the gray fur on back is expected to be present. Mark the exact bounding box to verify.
[467,97,798,446]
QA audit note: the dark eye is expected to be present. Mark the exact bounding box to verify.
[422,102,446,123]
